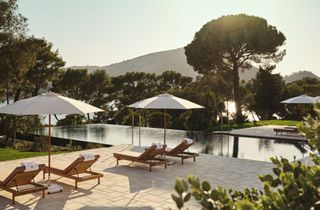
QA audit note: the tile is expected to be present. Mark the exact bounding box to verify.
[0,144,273,209]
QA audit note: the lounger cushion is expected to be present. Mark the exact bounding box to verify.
[1,164,45,187]
[62,155,100,174]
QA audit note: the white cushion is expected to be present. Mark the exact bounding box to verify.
[80,153,95,161]
[21,161,39,172]
[184,138,193,144]
[152,143,164,149]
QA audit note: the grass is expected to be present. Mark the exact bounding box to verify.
[208,120,301,132]
[0,148,62,162]
[244,120,301,127]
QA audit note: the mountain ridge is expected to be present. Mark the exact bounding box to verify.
[68,48,319,83]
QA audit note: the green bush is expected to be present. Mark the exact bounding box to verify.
[173,156,320,210]
[13,141,33,151]
[298,103,320,152]
[85,143,103,149]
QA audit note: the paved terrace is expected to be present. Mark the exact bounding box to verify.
[0,145,273,210]
[215,125,306,142]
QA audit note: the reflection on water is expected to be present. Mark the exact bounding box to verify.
[35,124,307,162]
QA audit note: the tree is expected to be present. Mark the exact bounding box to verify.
[26,38,65,96]
[0,0,27,48]
[169,81,225,130]
[0,37,40,102]
[56,114,86,126]
[52,68,88,100]
[279,77,320,120]
[185,14,286,122]
[157,71,192,91]
[0,0,29,103]
[245,66,285,120]
[81,69,111,107]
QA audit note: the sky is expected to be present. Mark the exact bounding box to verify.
[19,0,320,76]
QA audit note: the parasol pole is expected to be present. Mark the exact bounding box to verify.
[131,110,134,145]
[139,113,141,146]
[164,109,167,146]
[48,114,51,181]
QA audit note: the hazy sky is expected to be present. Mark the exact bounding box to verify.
[19,0,320,76]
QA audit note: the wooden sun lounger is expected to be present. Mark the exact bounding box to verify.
[113,145,167,172]
[43,155,103,189]
[274,127,299,136]
[165,140,199,164]
[0,164,47,204]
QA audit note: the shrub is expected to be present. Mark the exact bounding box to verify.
[173,156,320,210]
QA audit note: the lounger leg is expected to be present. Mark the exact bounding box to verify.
[75,180,78,189]
[181,158,184,165]
[12,194,15,204]
[149,164,152,172]
[165,162,167,169]
[193,157,196,162]
[116,159,119,166]
[42,190,45,198]
[98,177,100,185]
[43,170,45,180]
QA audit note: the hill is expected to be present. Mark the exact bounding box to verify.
[69,48,257,81]
[68,48,318,83]
[283,70,320,83]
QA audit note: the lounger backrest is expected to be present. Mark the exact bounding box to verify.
[63,155,100,175]
[138,145,156,161]
[2,164,45,187]
[170,140,193,154]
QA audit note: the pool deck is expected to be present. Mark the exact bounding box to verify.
[214,125,306,142]
[0,145,273,210]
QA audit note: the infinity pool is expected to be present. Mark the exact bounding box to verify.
[36,124,307,162]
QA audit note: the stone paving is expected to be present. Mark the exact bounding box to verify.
[0,145,273,210]
[228,125,306,141]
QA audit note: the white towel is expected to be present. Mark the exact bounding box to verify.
[80,153,95,161]
[152,143,164,149]
[184,138,194,144]
[21,161,39,172]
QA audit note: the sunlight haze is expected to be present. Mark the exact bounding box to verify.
[19,0,320,76]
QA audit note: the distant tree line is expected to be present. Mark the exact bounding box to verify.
[1,1,319,145]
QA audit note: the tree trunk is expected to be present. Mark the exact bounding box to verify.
[5,82,10,104]
[32,83,41,96]
[14,87,21,102]
[232,69,243,123]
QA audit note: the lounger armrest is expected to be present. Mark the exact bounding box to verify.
[46,166,65,175]
[114,153,139,161]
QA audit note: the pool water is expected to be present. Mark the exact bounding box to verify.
[36,124,308,162]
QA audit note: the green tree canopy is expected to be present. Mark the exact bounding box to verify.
[111,72,158,108]
[52,68,88,100]
[26,38,65,96]
[185,14,286,122]
[81,69,111,107]
[157,70,192,91]
[245,66,285,120]
[280,77,320,120]
[0,37,40,102]
[0,0,27,47]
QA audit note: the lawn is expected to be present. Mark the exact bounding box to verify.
[209,120,301,131]
[244,120,301,127]
[0,148,61,162]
